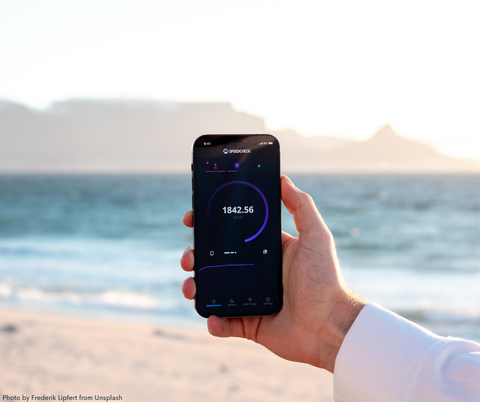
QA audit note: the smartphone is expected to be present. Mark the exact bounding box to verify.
[192,134,283,318]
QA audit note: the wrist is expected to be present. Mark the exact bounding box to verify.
[314,292,366,373]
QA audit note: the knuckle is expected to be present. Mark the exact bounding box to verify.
[299,191,314,205]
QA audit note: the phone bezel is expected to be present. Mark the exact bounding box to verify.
[191,134,283,318]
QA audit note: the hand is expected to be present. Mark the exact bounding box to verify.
[181,175,365,373]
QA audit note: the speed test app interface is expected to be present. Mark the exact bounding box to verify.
[192,134,282,318]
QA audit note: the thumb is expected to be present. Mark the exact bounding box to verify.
[281,175,326,234]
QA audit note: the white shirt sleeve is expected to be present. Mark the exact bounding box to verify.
[333,303,480,402]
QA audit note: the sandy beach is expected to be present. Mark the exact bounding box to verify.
[0,307,334,401]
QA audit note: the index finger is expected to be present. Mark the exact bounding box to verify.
[281,175,325,234]
[183,210,193,228]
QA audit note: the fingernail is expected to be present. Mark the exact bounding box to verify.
[207,321,213,334]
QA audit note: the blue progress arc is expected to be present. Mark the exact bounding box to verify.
[198,263,255,272]
[207,180,269,242]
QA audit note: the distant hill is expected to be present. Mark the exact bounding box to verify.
[308,124,480,172]
[0,99,267,172]
[272,129,357,168]
[0,100,478,173]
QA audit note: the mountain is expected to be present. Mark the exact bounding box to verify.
[271,129,357,168]
[308,124,480,172]
[0,99,267,172]
[0,100,478,173]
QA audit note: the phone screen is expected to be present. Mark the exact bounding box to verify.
[192,134,282,318]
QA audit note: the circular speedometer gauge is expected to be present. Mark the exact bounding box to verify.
[207,180,269,243]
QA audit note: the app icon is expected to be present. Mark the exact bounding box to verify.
[223,148,228,154]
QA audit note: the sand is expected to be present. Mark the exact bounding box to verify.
[0,307,334,402]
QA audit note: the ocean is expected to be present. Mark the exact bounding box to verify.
[1,174,479,342]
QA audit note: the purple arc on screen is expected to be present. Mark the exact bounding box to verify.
[207,180,269,242]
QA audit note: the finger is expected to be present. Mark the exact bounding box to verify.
[180,247,195,272]
[207,316,248,338]
[183,210,193,228]
[281,175,326,233]
[281,231,295,246]
[182,277,196,299]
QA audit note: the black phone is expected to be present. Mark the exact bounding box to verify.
[191,134,283,318]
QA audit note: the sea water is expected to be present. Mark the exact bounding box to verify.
[0,174,479,341]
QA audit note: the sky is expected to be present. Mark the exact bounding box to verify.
[1,0,479,160]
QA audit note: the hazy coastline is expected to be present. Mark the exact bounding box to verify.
[1,100,479,174]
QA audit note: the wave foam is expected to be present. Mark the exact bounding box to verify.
[0,283,12,298]
[396,307,480,325]
[0,283,165,310]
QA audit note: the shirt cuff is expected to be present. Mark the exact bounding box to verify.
[333,302,443,402]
